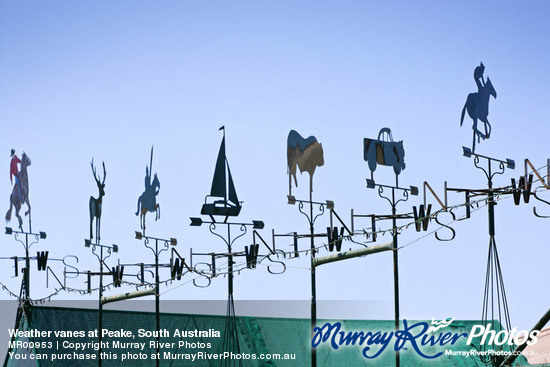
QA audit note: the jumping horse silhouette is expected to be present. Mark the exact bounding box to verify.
[460,77,497,153]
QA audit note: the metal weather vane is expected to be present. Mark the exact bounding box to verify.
[190,126,264,367]
[364,127,406,182]
[132,146,177,367]
[85,159,119,367]
[285,129,330,367]
[201,128,242,218]
[460,62,497,153]
[89,159,106,241]
[6,149,32,232]
[287,129,324,196]
[135,146,161,234]
[362,127,418,367]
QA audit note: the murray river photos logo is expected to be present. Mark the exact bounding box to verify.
[311,318,540,360]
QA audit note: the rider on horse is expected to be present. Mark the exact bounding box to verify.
[474,62,485,91]
[10,149,22,200]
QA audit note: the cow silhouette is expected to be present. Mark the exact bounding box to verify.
[287,130,324,195]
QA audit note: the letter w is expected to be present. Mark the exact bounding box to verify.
[245,244,259,268]
[170,258,185,280]
[327,227,344,252]
[511,175,533,205]
[36,251,48,271]
[112,265,124,287]
[413,204,432,232]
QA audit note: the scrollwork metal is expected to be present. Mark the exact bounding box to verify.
[312,203,326,226]
[230,224,247,247]
[208,223,229,247]
[395,188,410,207]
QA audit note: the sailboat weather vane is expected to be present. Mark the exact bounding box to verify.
[201,126,242,219]
[190,126,264,367]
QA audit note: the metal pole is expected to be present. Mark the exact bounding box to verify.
[500,308,550,366]
[313,241,393,267]
[98,244,103,367]
[101,288,156,305]
[392,188,400,367]
[155,239,160,367]
[25,235,30,299]
[310,189,316,367]
[228,224,232,302]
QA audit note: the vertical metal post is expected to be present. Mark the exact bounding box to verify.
[98,244,103,367]
[392,188,400,367]
[228,225,232,302]
[25,235,30,299]
[310,188,316,367]
[487,162,495,237]
[155,239,160,367]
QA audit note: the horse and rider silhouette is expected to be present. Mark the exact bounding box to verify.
[135,165,160,233]
[461,62,497,152]
[6,151,31,231]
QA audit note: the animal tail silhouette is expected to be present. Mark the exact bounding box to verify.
[460,102,467,127]
[5,207,12,222]
[135,197,141,216]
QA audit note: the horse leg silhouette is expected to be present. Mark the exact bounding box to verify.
[6,191,23,230]
[156,203,160,221]
[472,118,478,153]
[14,201,23,231]
[140,209,147,232]
[483,120,492,139]
[24,196,31,217]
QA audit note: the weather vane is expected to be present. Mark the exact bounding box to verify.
[285,129,331,367]
[135,146,160,234]
[191,126,264,367]
[89,159,106,241]
[363,127,417,367]
[460,62,497,153]
[287,130,324,196]
[364,127,406,184]
[6,149,32,232]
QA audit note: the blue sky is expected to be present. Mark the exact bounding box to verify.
[1,0,549,336]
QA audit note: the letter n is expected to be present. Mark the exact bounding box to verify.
[36,251,49,271]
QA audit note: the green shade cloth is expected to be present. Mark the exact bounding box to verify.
[4,305,546,367]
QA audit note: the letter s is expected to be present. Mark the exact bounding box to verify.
[63,255,79,278]
[527,330,540,345]
[434,210,456,242]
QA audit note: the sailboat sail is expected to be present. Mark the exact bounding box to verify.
[201,133,242,217]
[227,165,239,205]
[210,136,227,199]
